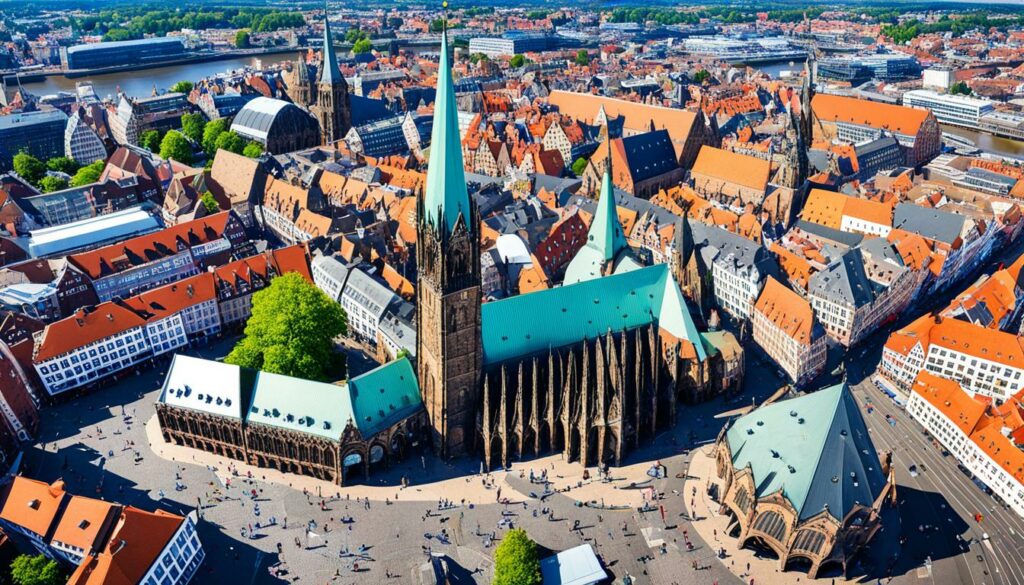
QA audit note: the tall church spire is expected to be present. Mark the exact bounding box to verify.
[422,28,473,235]
[589,150,628,263]
[320,2,342,85]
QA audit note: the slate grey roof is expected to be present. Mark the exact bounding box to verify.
[619,129,679,183]
[342,267,399,322]
[726,382,887,521]
[859,236,903,266]
[892,203,966,246]
[691,221,779,279]
[808,248,879,308]
[566,186,682,229]
[794,219,864,249]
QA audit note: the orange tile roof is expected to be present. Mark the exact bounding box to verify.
[971,426,1024,484]
[381,264,414,299]
[51,496,118,553]
[68,507,184,585]
[123,273,216,322]
[912,371,986,436]
[690,146,771,192]
[389,196,417,245]
[547,90,699,145]
[269,245,313,283]
[812,93,931,136]
[294,209,333,238]
[843,197,894,227]
[930,317,1024,367]
[769,242,813,291]
[753,276,819,345]
[67,212,234,279]
[800,189,846,229]
[0,478,66,539]
[884,315,935,356]
[35,302,148,363]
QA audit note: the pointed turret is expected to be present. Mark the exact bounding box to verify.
[319,5,343,86]
[422,29,473,235]
[563,148,630,285]
[674,211,694,267]
[589,155,628,263]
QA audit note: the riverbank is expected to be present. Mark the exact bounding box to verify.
[62,46,308,79]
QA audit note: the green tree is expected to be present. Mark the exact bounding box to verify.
[574,49,590,66]
[70,160,106,187]
[509,54,526,68]
[10,554,62,585]
[235,29,251,49]
[170,81,194,94]
[45,156,80,175]
[571,157,588,177]
[140,129,163,153]
[199,191,220,214]
[429,18,445,33]
[469,52,489,65]
[225,273,347,381]
[395,348,410,361]
[214,131,246,155]
[493,529,541,585]
[102,28,136,42]
[352,38,373,55]
[950,81,972,96]
[181,112,206,143]
[243,141,264,158]
[387,16,403,29]
[345,28,368,43]
[693,69,711,84]
[159,130,193,164]
[202,118,230,155]
[13,152,45,186]
[38,176,68,193]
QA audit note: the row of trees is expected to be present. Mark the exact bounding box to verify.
[139,114,263,165]
[882,12,1024,44]
[74,8,305,41]
[11,153,103,193]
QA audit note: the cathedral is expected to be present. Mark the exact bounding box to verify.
[282,12,352,145]
[416,31,743,469]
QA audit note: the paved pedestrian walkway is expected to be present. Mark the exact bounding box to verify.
[147,415,663,507]
[683,446,860,585]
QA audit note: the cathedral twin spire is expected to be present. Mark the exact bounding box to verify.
[422,28,473,236]
[320,2,343,86]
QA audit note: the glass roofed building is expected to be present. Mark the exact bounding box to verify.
[713,382,895,577]
[230,97,320,155]
[156,354,425,485]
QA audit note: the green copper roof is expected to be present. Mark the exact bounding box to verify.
[725,383,887,521]
[160,355,421,442]
[247,371,351,441]
[320,9,342,85]
[563,167,629,285]
[348,357,422,437]
[422,29,473,234]
[482,263,705,365]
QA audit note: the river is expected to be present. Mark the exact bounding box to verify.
[940,124,1024,160]
[19,53,297,100]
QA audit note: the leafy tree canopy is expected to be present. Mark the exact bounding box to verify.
[693,69,711,84]
[202,118,230,155]
[140,129,163,153]
[225,273,347,381]
[12,152,45,186]
[242,141,264,158]
[159,130,193,164]
[493,528,541,585]
[170,80,194,94]
[352,38,373,55]
[509,54,526,68]
[39,176,68,193]
[46,156,80,175]
[571,157,588,177]
[235,29,251,49]
[70,160,106,187]
[199,191,220,214]
[11,554,63,585]
[181,112,206,143]
[950,80,972,96]
[214,131,246,155]
[574,49,590,66]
